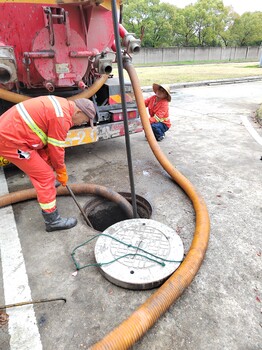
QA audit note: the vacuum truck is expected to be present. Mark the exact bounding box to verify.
[0,0,142,147]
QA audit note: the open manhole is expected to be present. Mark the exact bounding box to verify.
[82,193,184,290]
[83,192,152,231]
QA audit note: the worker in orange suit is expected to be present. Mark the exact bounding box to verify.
[0,96,96,232]
[144,83,171,141]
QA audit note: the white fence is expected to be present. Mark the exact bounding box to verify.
[132,46,262,64]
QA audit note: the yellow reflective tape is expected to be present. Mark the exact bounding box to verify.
[16,103,47,145]
[39,200,56,210]
[154,115,168,122]
[48,137,65,147]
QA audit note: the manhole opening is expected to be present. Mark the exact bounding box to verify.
[83,192,152,232]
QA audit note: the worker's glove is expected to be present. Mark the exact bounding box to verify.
[56,166,68,187]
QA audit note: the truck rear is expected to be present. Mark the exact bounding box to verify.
[0,0,143,147]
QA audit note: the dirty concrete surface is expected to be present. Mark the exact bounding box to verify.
[0,81,261,350]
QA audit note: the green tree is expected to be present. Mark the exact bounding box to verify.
[122,0,262,48]
[217,6,239,46]
[193,0,228,46]
[173,6,199,46]
[230,12,262,46]
[122,0,176,48]
[172,0,234,47]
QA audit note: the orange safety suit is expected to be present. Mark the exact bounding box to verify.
[144,95,171,128]
[0,96,75,212]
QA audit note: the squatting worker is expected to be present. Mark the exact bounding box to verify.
[144,83,171,141]
[0,96,96,232]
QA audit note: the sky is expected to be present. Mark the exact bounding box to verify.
[163,0,262,15]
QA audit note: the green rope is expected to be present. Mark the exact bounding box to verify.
[71,233,183,271]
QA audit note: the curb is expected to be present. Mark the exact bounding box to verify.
[141,76,262,92]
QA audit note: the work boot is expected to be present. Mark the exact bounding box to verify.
[42,209,77,232]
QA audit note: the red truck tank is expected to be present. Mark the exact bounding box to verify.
[0,0,142,147]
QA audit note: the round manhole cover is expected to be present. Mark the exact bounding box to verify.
[94,218,184,290]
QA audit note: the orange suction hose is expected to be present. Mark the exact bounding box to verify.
[67,74,109,100]
[0,183,133,219]
[88,60,210,349]
[0,75,109,105]
[0,88,30,104]
[0,62,210,349]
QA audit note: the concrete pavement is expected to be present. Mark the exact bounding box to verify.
[0,80,262,350]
